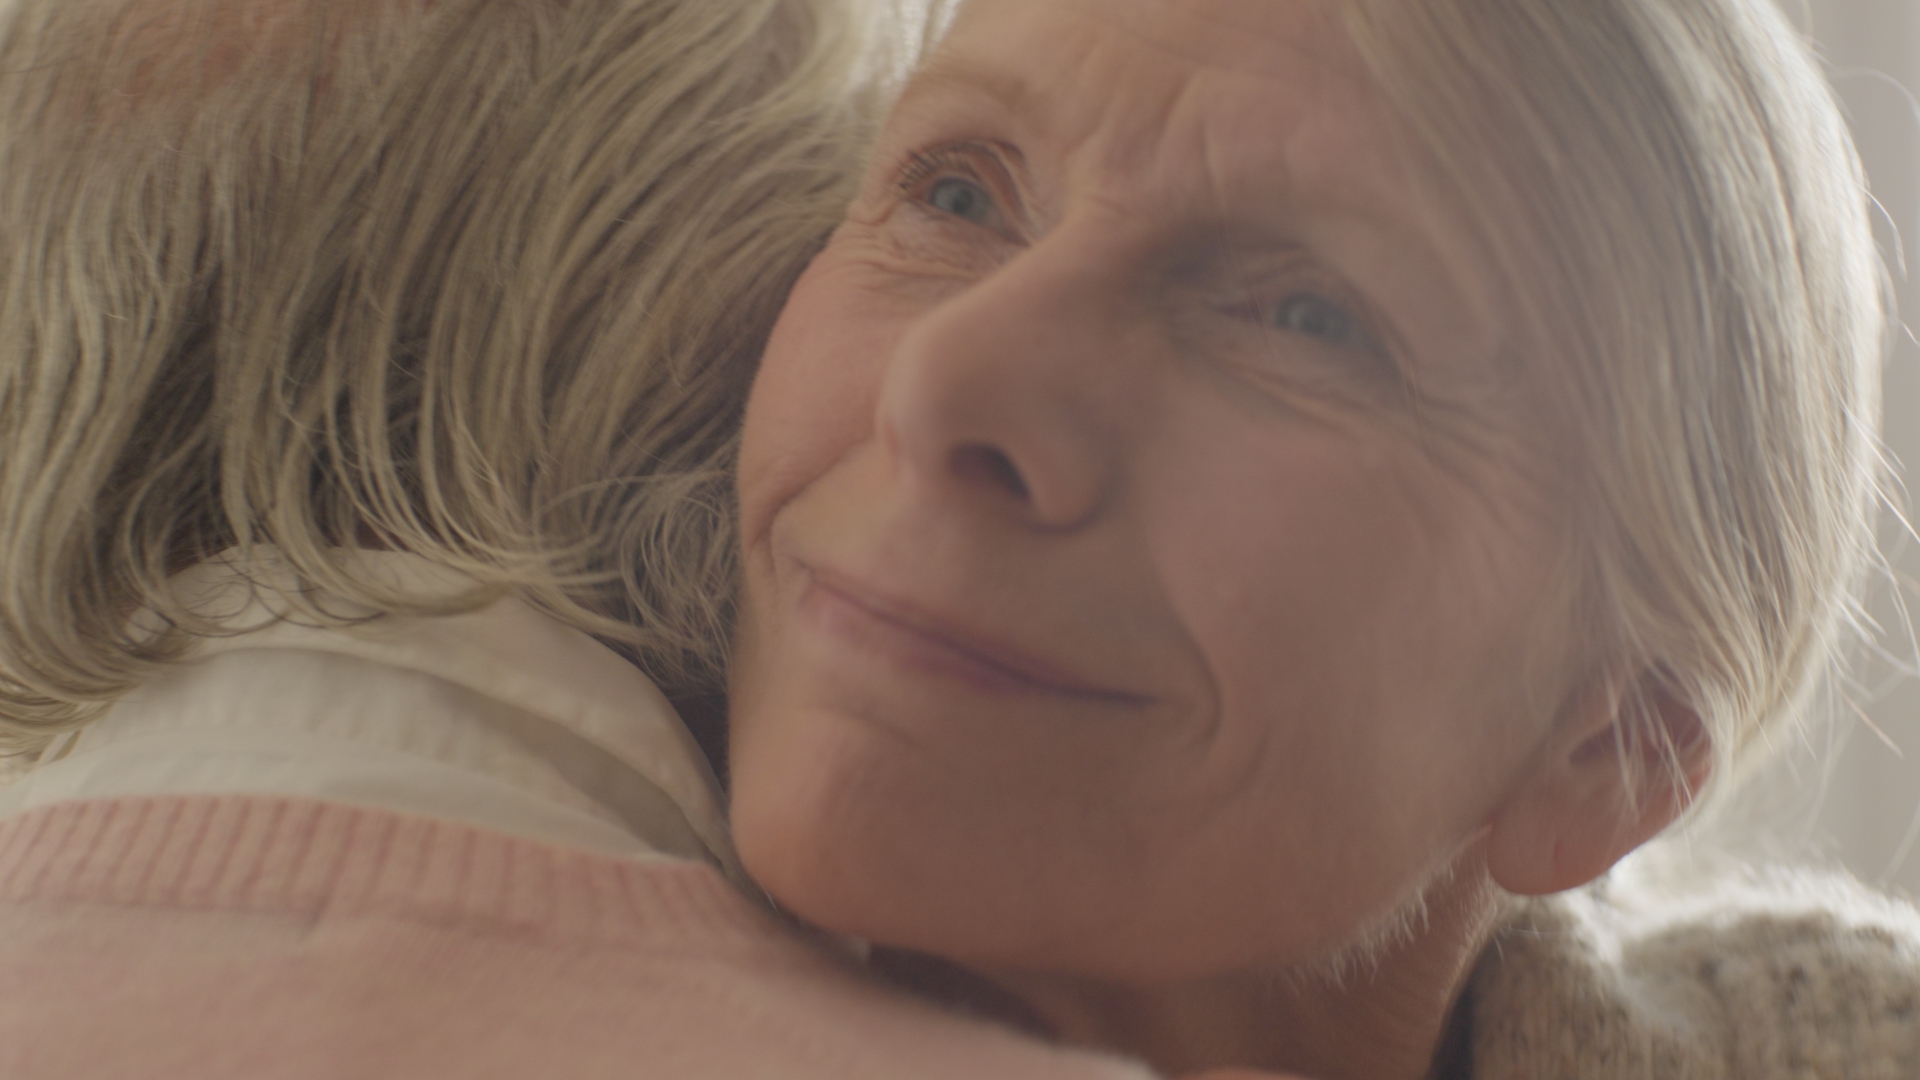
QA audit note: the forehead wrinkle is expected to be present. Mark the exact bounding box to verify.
[1107,0,1362,85]
[1162,68,1506,371]
[1172,69,1300,226]
[899,52,1034,128]
[939,0,1386,224]
[923,0,1506,372]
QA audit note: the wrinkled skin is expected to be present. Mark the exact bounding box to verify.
[728,1,1698,1076]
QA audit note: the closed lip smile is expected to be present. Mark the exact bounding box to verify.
[800,563,1151,705]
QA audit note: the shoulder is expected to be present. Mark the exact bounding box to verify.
[1469,863,1920,1079]
[0,797,1157,1080]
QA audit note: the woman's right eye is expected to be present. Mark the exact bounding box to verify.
[892,145,1019,241]
[925,176,996,225]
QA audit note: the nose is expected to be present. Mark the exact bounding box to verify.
[875,238,1140,531]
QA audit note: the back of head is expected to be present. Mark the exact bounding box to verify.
[0,0,912,749]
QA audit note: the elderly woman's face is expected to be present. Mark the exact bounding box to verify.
[729,0,1568,980]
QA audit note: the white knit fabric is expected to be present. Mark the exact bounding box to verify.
[0,551,737,875]
[1471,865,1920,1077]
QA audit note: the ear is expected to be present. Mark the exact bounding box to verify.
[1485,672,1711,896]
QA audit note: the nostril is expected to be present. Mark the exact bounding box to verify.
[949,443,1030,500]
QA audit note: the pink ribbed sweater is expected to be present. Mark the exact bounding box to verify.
[0,794,1153,1080]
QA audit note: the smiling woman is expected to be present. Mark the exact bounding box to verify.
[734,0,1564,977]
[724,0,1920,1077]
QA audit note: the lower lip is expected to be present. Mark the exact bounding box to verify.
[799,578,1108,700]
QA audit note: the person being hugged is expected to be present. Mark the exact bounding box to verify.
[724,1,1920,1077]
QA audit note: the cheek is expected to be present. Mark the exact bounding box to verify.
[737,257,896,550]
[1143,428,1556,902]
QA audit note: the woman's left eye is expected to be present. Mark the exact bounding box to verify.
[1265,293,1367,350]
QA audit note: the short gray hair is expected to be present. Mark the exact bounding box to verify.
[1340,0,1887,800]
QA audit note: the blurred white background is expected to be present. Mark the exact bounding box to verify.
[1751,0,1920,898]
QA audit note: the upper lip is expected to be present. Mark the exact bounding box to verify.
[803,563,1151,704]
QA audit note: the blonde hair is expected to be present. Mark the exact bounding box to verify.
[0,0,915,751]
[1339,0,1887,799]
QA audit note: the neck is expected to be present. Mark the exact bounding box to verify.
[880,860,1509,1080]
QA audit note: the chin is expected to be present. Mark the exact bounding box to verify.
[727,711,921,942]
[731,740,1007,968]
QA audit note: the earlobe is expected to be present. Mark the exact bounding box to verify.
[1485,673,1711,897]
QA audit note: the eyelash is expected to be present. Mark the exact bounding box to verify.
[897,149,961,194]
[892,143,1020,234]
[1231,287,1400,386]
[895,145,993,195]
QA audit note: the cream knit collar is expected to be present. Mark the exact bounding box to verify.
[1,550,742,881]
[1471,862,1920,1076]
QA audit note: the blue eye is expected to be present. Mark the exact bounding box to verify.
[1270,293,1362,348]
[926,176,996,224]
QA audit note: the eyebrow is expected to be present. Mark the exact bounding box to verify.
[889,43,1500,367]
[894,52,1036,125]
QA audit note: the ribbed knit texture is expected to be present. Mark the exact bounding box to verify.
[0,795,1155,1080]
[0,795,763,945]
